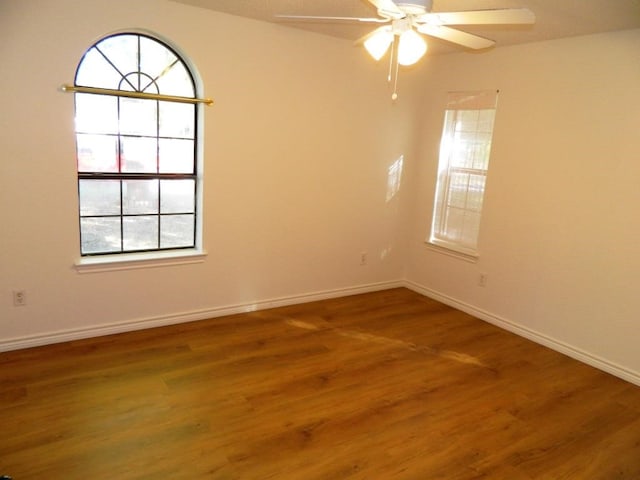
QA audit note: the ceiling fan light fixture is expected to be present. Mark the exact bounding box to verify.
[397,29,427,66]
[364,26,394,61]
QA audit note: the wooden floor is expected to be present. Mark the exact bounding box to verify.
[1,288,640,479]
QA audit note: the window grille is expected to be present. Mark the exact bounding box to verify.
[72,33,201,256]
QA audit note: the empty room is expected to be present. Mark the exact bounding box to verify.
[1,0,640,478]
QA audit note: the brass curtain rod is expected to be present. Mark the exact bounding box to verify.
[60,84,213,106]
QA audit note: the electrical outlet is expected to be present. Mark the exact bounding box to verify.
[360,252,367,265]
[13,290,27,306]
[478,274,488,287]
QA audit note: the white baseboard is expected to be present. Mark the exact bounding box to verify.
[0,280,404,353]
[404,280,640,387]
[4,278,638,388]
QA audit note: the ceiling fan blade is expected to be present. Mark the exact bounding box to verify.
[275,14,389,23]
[420,8,535,26]
[366,0,405,18]
[416,24,495,49]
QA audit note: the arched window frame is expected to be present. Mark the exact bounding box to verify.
[72,31,205,265]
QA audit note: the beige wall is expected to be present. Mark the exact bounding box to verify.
[0,0,411,345]
[406,28,640,381]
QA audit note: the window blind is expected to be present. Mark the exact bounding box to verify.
[430,90,498,256]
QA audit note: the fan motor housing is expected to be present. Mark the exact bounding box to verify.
[396,0,433,15]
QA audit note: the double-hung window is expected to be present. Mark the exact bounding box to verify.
[74,33,200,256]
[429,90,498,257]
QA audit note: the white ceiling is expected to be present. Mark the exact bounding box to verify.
[171,0,640,54]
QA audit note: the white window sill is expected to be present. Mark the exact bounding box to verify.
[75,249,207,273]
[425,240,479,263]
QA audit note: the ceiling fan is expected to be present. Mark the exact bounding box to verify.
[276,0,535,99]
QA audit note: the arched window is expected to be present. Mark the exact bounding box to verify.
[74,33,200,256]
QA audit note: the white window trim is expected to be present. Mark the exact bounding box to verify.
[425,239,479,263]
[75,249,207,273]
[73,31,205,260]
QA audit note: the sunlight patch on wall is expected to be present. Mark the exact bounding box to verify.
[386,155,404,202]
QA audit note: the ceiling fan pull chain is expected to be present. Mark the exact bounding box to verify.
[392,42,400,100]
[387,38,395,83]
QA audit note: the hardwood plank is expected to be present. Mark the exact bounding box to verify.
[1,288,639,479]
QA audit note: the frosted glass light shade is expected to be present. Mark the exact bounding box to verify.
[364,27,393,61]
[397,29,427,66]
